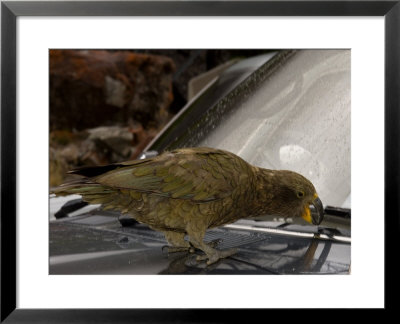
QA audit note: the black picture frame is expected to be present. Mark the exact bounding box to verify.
[1,0,398,321]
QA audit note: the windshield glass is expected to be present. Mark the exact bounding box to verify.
[199,50,351,208]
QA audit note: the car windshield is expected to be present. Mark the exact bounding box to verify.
[198,50,351,208]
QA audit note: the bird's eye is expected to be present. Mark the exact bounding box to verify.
[297,191,304,198]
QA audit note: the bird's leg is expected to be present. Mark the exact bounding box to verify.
[162,231,194,253]
[186,227,237,265]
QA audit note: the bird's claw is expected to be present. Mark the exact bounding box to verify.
[196,254,219,266]
[196,248,237,265]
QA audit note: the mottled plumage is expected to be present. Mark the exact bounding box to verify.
[52,147,324,264]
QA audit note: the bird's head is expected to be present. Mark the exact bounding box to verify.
[258,169,324,225]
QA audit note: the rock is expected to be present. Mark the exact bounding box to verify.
[104,76,127,108]
[50,50,175,131]
[49,147,70,187]
[49,125,159,185]
[87,126,134,160]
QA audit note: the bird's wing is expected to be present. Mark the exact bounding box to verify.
[90,148,245,202]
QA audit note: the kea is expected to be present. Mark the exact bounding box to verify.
[52,147,324,265]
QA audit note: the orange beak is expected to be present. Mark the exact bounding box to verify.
[302,194,324,225]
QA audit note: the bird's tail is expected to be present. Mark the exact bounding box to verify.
[50,178,121,208]
[51,178,105,196]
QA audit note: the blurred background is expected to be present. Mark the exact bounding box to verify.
[49,49,270,186]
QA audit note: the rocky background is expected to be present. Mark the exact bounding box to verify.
[50,49,267,186]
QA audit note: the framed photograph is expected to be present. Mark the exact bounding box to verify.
[1,0,398,321]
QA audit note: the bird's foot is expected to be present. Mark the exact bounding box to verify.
[162,245,195,254]
[196,248,237,265]
[188,239,221,253]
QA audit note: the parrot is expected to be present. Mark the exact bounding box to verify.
[51,147,324,265]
